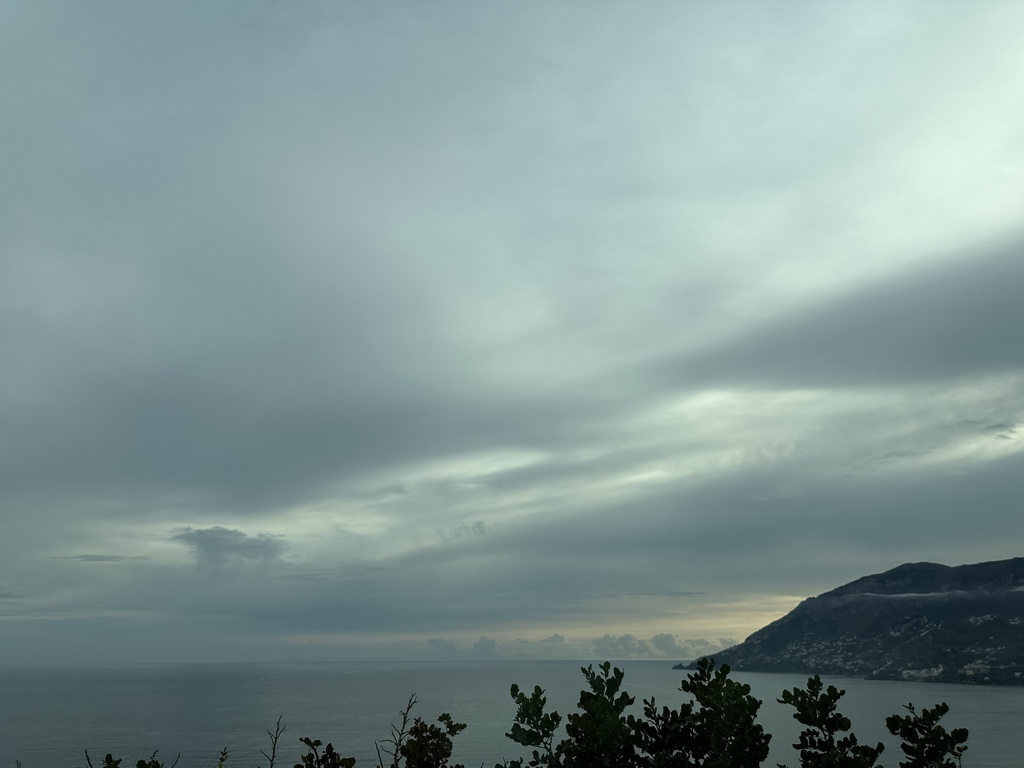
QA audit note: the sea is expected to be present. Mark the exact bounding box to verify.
[1,660,1021,768]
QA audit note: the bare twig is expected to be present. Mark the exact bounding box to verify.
[376,692,418,768]
[259,715,287,768]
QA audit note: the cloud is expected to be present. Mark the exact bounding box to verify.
[654,241,1024,391]
[473,636,497,655]
[1,2,1024,663]
[0,585,22,600]
[171,527,286,568]
[439,521,487,546]
[651,633,686,657]
[426,638,460,657]
[592,634,652,659]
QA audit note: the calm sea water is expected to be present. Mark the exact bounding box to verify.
[1,660,1021,767]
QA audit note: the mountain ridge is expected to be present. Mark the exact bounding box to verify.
[690,557,1024,684]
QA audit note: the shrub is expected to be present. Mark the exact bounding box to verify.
[885,702,969,768]
[777,675,884,767]
[502,658,770,768]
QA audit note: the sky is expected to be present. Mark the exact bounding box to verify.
[2,2,1024,664]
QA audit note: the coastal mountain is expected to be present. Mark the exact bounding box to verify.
[691,558,1024,684]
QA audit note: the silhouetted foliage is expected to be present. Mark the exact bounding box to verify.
[502,658,769,768]
[85,751,181,768]
[72,661,971,768]
[778,675,884,767]
[294,737,355,768]
[673,657,771,767]
[397,713,466,768]
[885,702,969,768]
[374,692,466,768]
[508,661,638,767]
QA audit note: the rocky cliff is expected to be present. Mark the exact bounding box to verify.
[694,558,1024,684]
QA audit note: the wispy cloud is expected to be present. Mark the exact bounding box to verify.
[52,555,150,563]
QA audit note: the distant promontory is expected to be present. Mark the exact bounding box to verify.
[687,557,1024,684]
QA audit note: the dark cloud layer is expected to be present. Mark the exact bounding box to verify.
[659,241,1024,390]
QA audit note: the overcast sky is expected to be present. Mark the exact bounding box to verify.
[2,2,1023,664]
